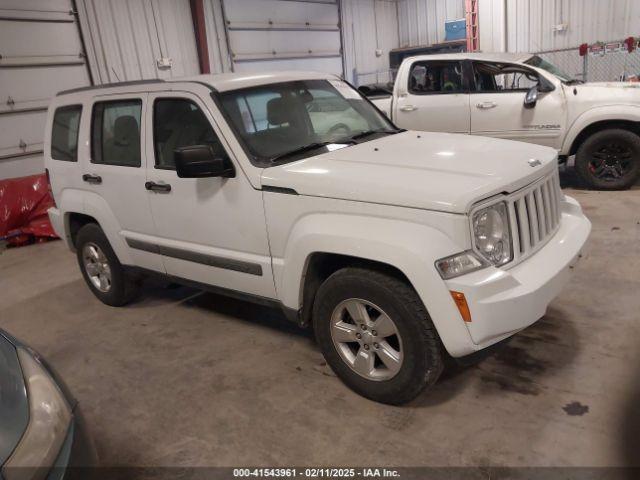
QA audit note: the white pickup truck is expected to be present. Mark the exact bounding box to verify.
[46,71,590,404]
[363,52,640,190]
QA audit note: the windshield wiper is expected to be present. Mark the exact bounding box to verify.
[348,128,404,141]
[269,141,352,163]
[268,129,405,163]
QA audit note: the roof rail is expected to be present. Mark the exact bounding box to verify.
[57,79,166,96]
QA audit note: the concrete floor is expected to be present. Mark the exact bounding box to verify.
[1,174,639,469]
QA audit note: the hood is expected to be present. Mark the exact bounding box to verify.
[570,82,640,103]
[0,330,29,466]
[584,81,640,89]
[261,131,557,214]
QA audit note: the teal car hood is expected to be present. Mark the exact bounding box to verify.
[0,330,29,466]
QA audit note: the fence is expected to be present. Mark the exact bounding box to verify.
[535,42,640,83]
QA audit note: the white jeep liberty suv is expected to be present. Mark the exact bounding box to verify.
[45,72,591,404]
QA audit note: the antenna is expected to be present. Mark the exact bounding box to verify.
[111,67,121,83]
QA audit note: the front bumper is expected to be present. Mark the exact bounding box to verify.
[445,195,591,352]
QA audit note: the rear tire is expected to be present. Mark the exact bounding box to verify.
[313,267,443,405]
[75,223,140,306]
[575,129,640,190]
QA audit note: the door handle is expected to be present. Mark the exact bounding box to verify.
[145,181,172,193]
[82,174,102,184]
[399,105,418,112]
[476,102,498,110]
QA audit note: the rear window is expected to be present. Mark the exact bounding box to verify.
[51,105,82,161]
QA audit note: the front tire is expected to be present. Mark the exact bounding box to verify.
[313,268,443,405]
[75,223,140,306]
[575,129,640,190]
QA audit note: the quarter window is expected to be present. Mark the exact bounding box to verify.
[153,98,226,169]
[91,100,142,167]
[409,62,464,94]
[51,105,82,161]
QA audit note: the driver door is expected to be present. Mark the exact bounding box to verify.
[141,89,276,299]
[469,61,565,149]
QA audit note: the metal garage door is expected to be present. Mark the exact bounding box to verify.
[76,0,200,84]
[0,0,91,180]
[222,0,344,76]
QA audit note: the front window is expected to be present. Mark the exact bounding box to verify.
[525,55,575,83]
[218,79,397,166]
[153,98,227,169]
[473,62,540,92]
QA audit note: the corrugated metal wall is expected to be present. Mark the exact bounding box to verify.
[397,0,465,48]
[343,0,467,85]
[480,0,640,53]
[77,0,200,84]
[342,0,399,85]
[478,0,506,52]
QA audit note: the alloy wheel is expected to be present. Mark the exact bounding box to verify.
[82,243,112,293]
[589,141,634,181]
[330,298,403,381]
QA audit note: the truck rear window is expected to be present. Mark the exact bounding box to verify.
[51,105,82,161]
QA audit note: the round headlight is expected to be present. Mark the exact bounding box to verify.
[472,202,513,266]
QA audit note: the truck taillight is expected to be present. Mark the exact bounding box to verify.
[45,168,57,208]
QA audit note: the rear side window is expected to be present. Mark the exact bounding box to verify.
[409,61,464,94]
[91,99,142,167]
[51,105,82,161]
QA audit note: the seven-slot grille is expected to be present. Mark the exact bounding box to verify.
[508,170,563,263]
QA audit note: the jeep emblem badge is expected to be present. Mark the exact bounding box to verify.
[528,159,542,167]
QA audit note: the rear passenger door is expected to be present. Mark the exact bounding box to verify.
[393,60,470,133]
[83,94,165,273]
[142,90,276,299]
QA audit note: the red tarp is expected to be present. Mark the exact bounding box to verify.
[0,173,58,247]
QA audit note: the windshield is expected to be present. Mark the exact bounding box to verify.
[218,79,397,166]
[525,55,575,83]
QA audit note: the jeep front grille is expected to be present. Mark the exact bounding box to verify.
[508,170,563,264]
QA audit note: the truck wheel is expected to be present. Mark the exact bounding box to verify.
[75,223,140,306]
[313,267,443,405]
[575,129,640,190]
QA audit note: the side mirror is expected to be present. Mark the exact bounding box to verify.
[174,145,235,179]
[524,85,539,109]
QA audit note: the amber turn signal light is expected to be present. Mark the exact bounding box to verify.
[450,291,472,323]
